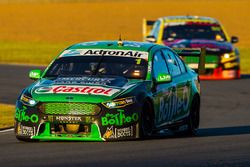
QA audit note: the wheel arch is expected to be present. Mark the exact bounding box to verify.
[191,93,200,110]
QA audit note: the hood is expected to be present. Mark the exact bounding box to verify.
[163,39,233,54]
[29,76,138,103]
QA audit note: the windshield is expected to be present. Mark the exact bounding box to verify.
[44,56,148,79]
[162,24,227,41]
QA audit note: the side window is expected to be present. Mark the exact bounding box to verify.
[150,20,161,38]
[153,51,169,78]
[162,50,181,77]
[174,53,187,73]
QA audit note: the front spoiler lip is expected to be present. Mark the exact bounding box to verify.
[31,122,105,141]
[31,136,104,141]
[199,69,240,80]
[199,75,237,80]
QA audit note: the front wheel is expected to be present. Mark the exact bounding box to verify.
[16,136,38,142]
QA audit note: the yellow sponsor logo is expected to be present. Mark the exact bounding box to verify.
[224,62,239,69]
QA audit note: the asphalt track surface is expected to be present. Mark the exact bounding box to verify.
[0,64,250,167]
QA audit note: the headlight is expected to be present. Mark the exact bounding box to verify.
[221,52,237,63]
[223,53,230,59]
[20,94,38,106]
[102,97,135,109]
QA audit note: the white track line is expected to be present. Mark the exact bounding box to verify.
[0,128,14,133]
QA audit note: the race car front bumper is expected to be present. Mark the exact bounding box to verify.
[15,100,141,141]
[199,67,240,80]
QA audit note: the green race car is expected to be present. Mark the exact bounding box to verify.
[15,41,202,141]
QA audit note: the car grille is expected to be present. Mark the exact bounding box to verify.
[184,55,219,64]
[41,103,101,116]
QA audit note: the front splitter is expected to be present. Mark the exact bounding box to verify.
[32,135,104,141]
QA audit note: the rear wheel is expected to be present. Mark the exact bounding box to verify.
[171,97,200,136]
[140,100,154,138]
[185,96,200,136]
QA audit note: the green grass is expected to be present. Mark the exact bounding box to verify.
[0,41,71,65]
[0,103,15,129]
[240,48,250,74]
[0,41,249,74]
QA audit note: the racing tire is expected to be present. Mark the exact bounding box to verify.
[140,100,154,138]
[185,96,200,136]
[169,96,200,136]
[16,136,38,142]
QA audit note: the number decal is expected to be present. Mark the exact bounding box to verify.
[135,58,141,65]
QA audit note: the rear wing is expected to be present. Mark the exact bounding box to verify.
[173,48,206,75]
[142,18,156,41]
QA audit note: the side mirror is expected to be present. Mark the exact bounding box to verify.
[231,36,239,43]
[146,35,157,43]
[29,69,41,80]
[156,73,172,83]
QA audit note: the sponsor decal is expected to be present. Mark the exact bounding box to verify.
[157,73,171,82]
[17,124,35,136]
[166,22,186,26]
[60,49,148,60]
[47,115,92,123]
[20,95,30,103]
[29,71,40,79]
[103,126,133,139]
[15,106,39,123]
[188,63,217,69]
[101,109,139,126]
[222,70,237,78]
[34,85,120,96]
[190,41,231,51]
[16,122,22,135]
[158,86,190,123]
[204,48,220,52]
[224,62,239,69]
[102,97,135,109]
[147,61,152,73]
[54,77,115,86]
[55,116,82,122]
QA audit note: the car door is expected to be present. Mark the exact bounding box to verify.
[162,49,191,121]
[152,50,175,127]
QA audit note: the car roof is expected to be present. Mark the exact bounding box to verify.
[67,41,156,51]
[161,15,219,24]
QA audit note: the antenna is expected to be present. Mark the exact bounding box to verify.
[118,34,123,46]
